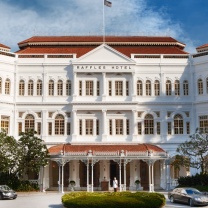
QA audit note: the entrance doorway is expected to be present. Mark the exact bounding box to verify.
[109,160,130,188]
[140,160,149,190]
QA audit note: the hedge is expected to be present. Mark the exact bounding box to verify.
[62,192,166,208]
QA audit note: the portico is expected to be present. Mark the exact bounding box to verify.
[47,143,169,192]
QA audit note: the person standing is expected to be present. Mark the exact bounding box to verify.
[113,177,118,192]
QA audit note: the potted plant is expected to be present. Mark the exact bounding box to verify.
[69,180,76,191]
[135,179,140,190]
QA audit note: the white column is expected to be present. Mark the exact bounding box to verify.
[61,163,64,193]
[72,110,77,141]
[73,72,77,101]
[132,72,136,101]
[132,109,137,141]
[119,160,122,192]
[166,160,171,191]
[91,160,94,192]
[87,160,89,192]
[42,110,47,141]
[102,72,106,100]
[124,161,126,191]
[151,164,154,192]
[148,163,151,192]
[93,119,96,136]
[102,109,107,141]
[58,165,61,192]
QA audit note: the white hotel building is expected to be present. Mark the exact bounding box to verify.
[0,36,208,192]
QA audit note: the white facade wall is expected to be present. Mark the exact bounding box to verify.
[0,44,208,180]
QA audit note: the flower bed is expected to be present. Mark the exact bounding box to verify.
[62,191,165,208]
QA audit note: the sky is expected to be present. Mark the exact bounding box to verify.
[0,0,207,53]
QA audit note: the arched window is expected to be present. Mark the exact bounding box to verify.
[198,78,203,95]
[137,80,143,96]
[183,80,189,96]
[5,78,10,95]
[146,80,151,96]
[154,80,160,96]
[166,80,172,96]
[49,80,54,96]
[37,80,42,96]
[144,114,154,134]
[55,114,64,135]
[28,80,34,96]
[66,80,71,96]
[0,77,2,94]
[174,114,183,134]
[57,80,63,96]
[175,80,180,96]
[25,114,35,132]
[19,80,25,96]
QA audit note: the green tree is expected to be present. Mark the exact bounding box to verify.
[18,129,49,176]
[0,131,21,174]
[176,128,208,174]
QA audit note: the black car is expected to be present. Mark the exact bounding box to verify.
[0,185,17,200]
[168,187,208,207]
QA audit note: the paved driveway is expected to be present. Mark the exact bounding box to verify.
[1,191,208,208]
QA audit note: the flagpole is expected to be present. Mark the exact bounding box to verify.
[103,0,105,43]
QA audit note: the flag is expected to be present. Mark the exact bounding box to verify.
[104,0,112,7]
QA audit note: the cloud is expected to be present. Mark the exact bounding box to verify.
[0,0,195,52]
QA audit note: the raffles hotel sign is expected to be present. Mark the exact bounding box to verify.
[74,65,133,70]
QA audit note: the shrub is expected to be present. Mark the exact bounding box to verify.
[0,172,39,191]
[178,173,208,187]
[62,192,165,208]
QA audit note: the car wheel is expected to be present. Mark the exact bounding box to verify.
[189,199,194,207]
[0,194,3,200]
[170,196,175,203]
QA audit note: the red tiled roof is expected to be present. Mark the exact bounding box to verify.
[48,143,165,154]
[196,44,208,49]
[16,45,188,57]
[0,43,10,49]
[18,36,182,45]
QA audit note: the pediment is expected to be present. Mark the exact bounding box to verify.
[74,44,135,64]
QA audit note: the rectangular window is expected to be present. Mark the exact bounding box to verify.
[28,82,33,96]
[183,81,189,96]
[186,122,190,134]
[138,122,142,135]
[116,119,123,135]
[157,122,160,135]
[86,119,93,135]
[168,122,171,135]
[96,119,99,135]
[37,82,42,96]
[79,81,82,96]
[37,122,41,135]
[18,122,22,136]
[1,116,9,134]
[19,82,24,96]
[126,81,129,96]
[86,81,93,96]
[67,122,70,135]
[66,80,71,96]
[199,115,208,133]
[48,81,54,96]
[109,81,112,96]
[126,119,130,135]
[48,122,52,135]
[115,81,123,96]
[57,81,63,96]
[79,120,82,135]
[97,81,100,96]
[109,119,112,135]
